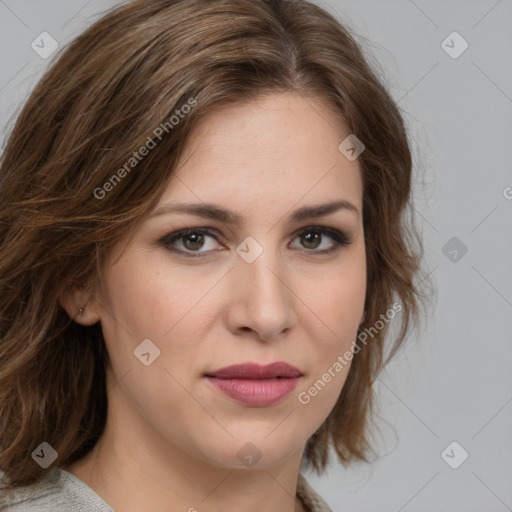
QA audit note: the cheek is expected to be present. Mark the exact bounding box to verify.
[98,260,215,427]
[302,278,362,383]
[98,253,225,384]
[303,251,366,343]
[295,251,365,409]
[100,252,201,336]
[94,260,167,380]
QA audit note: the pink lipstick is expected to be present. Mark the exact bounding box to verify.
[205,362,302,407]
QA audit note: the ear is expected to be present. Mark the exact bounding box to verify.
[59,284,101,326]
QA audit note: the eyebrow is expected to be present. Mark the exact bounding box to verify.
[150,199,359,224]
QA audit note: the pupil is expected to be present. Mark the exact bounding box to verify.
[303,232,320,249]
[185,233,203,250]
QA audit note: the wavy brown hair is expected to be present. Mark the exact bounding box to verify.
[0,0,428,488]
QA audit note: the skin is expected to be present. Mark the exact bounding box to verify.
[60,91,366,512]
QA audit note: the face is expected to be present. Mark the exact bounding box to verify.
[84,92,366,470]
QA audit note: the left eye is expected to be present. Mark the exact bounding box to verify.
[159,226,351,257]
[290,229,344,251]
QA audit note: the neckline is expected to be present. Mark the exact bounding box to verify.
[58,467,319,511]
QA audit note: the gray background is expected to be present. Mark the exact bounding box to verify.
[1,1,511,511]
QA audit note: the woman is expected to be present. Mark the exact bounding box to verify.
[0,0,427,510]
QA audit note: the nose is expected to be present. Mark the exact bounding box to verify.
[224,245,297,342]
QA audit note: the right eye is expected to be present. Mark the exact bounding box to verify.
[159,228,224,257]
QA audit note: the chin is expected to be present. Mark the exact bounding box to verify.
[194,432,304,471]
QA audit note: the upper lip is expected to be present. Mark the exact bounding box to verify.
[205,362,302,379]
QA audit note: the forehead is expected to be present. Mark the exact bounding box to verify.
[157,92,363,218]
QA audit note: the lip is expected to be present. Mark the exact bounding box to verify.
[206,362,302,379]
[204,362,302,407]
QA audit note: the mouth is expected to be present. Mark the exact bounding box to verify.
[204,362,303,407]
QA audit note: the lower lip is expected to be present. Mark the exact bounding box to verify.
[205,376,301,407]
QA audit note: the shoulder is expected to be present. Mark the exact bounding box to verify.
[0,468,113,512]
[296,472,333,512]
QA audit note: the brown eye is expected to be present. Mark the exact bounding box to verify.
[159,226,351,258]
[160,228,221,257]
[182,233,206,251]
[291,227,351,254]
[301,232,322,249]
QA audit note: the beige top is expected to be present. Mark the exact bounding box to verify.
[297,472,333,512]
[0,468,333,511]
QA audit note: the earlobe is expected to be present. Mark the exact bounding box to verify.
[58,284,100,326]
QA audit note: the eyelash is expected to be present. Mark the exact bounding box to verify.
[158,226,351,258]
